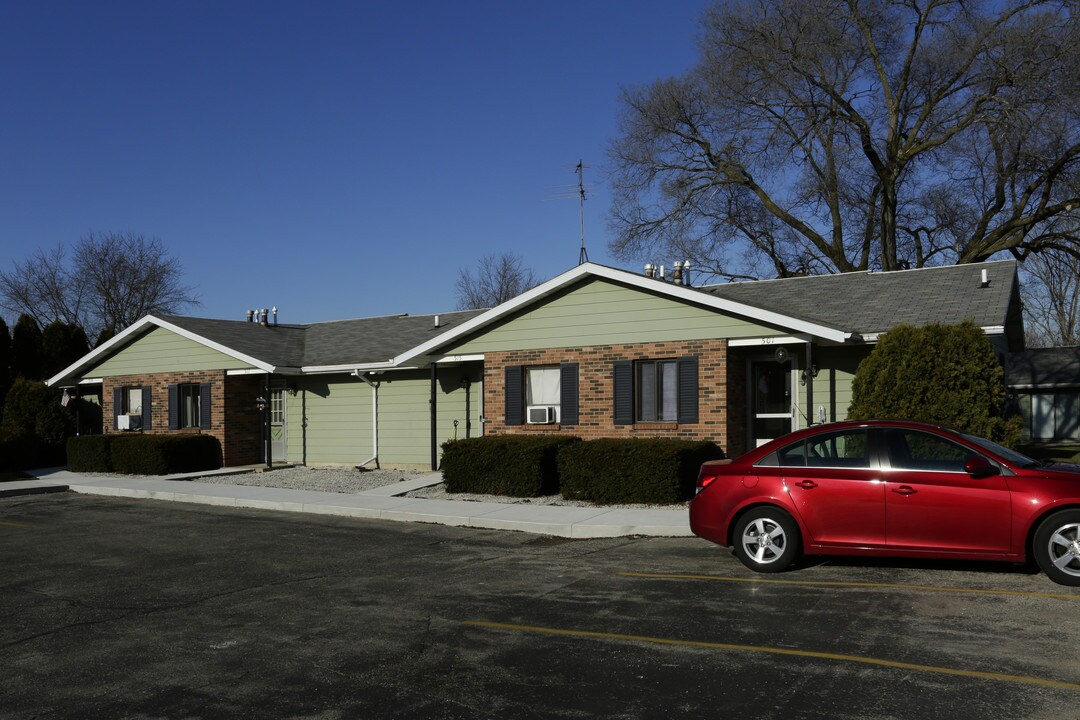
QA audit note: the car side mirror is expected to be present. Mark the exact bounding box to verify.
[964,456,999,478]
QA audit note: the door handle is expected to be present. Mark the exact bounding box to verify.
[795,480,818,489]
[891,485,917,496]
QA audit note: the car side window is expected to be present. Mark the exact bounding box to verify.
[886,429,976,472]
[776,429,870,469]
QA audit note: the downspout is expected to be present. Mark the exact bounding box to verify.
[353,370,380,469]
[430,364,438,471]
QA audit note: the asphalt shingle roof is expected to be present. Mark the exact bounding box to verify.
[161,309,486,369]
[697,260,1018,335]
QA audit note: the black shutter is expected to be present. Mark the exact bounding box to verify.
[141,386,152,431]
[560,363,579,425]
[168,384,179,430]
[677,356,699,424]
[200,383,212,428]
[504,365,523,425]
[113,386,122,429]
[613,361,633,425]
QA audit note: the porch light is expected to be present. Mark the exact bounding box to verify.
[255,396,268,412]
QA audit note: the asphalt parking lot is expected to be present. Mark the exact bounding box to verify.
[3,493,1079,719]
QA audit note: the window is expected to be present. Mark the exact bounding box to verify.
[886,429,976,472]
[636,360,677,422]
[775,429,870,468]
[169,382,211,430]
[504,364,578,426]
[178,384,201,428]
[613,356,698,425]
[1032,392,1080,441]
[121,387,142,415]
[526,367,561,422]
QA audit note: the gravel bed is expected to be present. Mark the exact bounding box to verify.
[192,466,424,494]
[98,464,688,509]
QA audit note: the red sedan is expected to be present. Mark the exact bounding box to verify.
[690,420,1080,585]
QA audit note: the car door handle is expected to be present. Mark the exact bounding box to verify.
[891,485,917,496]
[794,480,818,489]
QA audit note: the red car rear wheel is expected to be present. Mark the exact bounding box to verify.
[732,507,801,573]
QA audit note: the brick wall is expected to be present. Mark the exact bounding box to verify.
[102,371,264,467]
[483,339,738,454]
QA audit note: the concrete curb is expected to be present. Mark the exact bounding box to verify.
[9,470,693,538]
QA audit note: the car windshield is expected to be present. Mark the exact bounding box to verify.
[960,432,1039,467]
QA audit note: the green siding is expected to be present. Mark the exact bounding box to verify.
[800,346,869,423]
[89,326,254,376]
[286,365,482,468]
[445,279,788,354]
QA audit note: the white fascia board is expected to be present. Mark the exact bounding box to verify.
[392,263,851,367]
[150,317,276,373]
[300,362,420,375]
[46,316,158,387]
[79,378,103,385]
[46,315,278,387]
[435,354,484,363]
[1009,383,1080,390]
[728,336,810,347]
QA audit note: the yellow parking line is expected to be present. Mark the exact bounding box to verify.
[464,620,1080,692]
[0,520,27,528]
[620,572,1080,601]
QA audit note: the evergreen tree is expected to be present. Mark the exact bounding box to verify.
[42,321,90,379]
[0,318,10,423]
[848,321,1020,444]
[11,314,44,380]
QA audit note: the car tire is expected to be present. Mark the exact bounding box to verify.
[732,507,801,573]
[1033,510,1080,587]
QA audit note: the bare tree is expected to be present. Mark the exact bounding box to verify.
[455,253,539,310]
[0,232,199,340]
[609,0,1080,281]
[1023,248,1080,347]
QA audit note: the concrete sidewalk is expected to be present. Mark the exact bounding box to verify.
[7,468,693,539]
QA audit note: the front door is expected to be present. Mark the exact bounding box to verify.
[270,382,286,463]
[750,358,794,447]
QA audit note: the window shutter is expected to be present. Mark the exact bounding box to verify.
[613,361,633,425]
[560,363,579,425]
[677,356,699,424]
[200,383,212,428]
[113,387,122,429]
[504,365,523,425]
[168,384,179,430]
[141,386,152,431]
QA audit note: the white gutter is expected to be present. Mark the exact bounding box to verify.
[353,370,380,469]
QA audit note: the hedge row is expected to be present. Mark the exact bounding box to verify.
[0,435,66,472]
[558,438,725,504]
[67,434,222,475]
[441,435,580,496]
[440,435,724,504]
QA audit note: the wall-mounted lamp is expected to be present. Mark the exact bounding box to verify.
[255,396,268,412]
[287,385,297,396]
[800,365,819,385]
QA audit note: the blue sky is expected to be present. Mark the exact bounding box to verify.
[0,1,709,324]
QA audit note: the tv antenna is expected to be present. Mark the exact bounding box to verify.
[575,161,589,264]
[545,161,592,265]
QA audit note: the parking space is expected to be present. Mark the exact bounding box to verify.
[3,493,1079,718]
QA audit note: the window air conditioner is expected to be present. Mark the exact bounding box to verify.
[117,414,142,431]
[526,406,556,424]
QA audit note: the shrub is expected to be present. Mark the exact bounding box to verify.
[558,438,725,504]
[67,435,113,472]
[0,434,41,472]
[441,435,581,496]
[65,434,222,474]
[1,377,74,446]
[848,321,1021,446]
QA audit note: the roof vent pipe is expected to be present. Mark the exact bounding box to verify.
[980,269,990,288]
[260,308,268,326]
[644,263,654,278]
[272,306,278,326]
[434,315,441,328]
[682,260,691,286]
[658,264,665,280]
[246,309,254,323]
[672,262,683,284]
